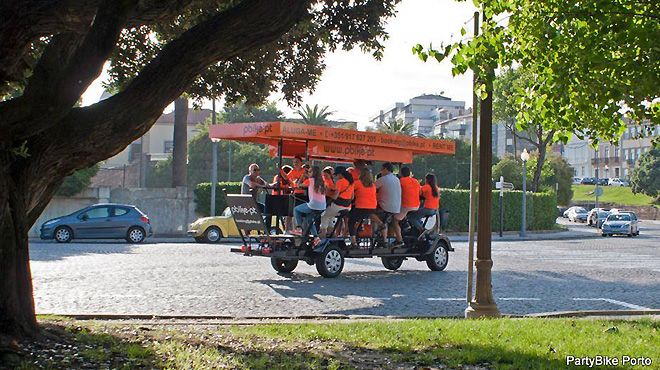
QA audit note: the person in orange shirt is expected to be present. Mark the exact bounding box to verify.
[348,159,367,181]
[320,166,354,236]
[287,156,307,197]
[272,165,293,195]
[395,166,421,240]
[348,167,377,246]
[408,173,440,232]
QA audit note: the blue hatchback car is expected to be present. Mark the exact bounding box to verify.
[40,203,153,243]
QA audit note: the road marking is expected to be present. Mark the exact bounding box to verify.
[573,298,651,310]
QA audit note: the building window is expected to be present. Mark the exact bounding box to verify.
[581,167,585,176]
[615,168,620,178]
[164,140,174,153]
[605,147,609,158]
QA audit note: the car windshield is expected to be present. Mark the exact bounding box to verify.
[597,211,609,217]
[607,214,631,222]
[576,208,587,213]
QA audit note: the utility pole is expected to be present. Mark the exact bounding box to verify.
[466,11,479,305]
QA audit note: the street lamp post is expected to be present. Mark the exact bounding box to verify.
[210,99,220,217]
[520,148,529,237]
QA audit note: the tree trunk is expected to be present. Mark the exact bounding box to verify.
[172,97,189,187]
[0,165,38,339]
[532,144,547,192]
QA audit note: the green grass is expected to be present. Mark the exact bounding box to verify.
[572,184,656,206]
[17,317,659,369]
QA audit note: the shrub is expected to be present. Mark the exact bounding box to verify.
[441,188,557,232]
[194,182,242,216]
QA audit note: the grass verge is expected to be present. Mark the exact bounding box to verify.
[572,185,656,206]
[5,317,658,369]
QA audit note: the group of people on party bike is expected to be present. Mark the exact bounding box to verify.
[240,156,440,248]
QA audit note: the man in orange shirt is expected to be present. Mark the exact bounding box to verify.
[395,166,421,240]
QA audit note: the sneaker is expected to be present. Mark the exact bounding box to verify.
[289,227,303,236]
[312,237,321,246]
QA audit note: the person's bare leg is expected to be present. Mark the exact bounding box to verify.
[393,218,403,243]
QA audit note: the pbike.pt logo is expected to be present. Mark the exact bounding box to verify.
[231,205,258,216]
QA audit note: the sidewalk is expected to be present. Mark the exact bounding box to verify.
[30,225,599,244]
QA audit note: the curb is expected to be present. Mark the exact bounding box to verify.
[525,309,660,318]
[39,310,659,323]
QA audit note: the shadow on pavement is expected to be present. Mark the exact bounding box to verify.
[253,268,659,316]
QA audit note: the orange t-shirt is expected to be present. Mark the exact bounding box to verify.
[353,179,377,209]
[400,177,421,208]
[288,168,305,194]
[335,178,354,201]
[420,184,440,209]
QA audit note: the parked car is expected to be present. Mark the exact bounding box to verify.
[40,203,152,243]
[608,178,626,186]
[587,208,609,227]
[601,212,639,237]
[567,207,588,222]
[562,206,581,218]
[597,178,609,186]
[594,210,611,228]
[188,207,281,243]
[580,177,596,185]
[572,177,582,185]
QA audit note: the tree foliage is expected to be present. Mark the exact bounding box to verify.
[493,152,573,205]
[56,164,100,196]
[296,104,334,125]
[630,148,660,202]
[378,119,414,135]
[410,139,472,189]
[413,0,660,145]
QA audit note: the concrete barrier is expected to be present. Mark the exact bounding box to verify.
[29,187,195,237]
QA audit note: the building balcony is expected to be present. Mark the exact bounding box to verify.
[591,157,621,166]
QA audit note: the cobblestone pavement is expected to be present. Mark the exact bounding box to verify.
[30,221,660,317]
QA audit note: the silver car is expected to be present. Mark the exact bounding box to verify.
[601,212,639,237]
[40,203,153,243]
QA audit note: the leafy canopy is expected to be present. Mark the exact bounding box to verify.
[413,0,660,145]
[630,147,660,202]
[106,1,400,107]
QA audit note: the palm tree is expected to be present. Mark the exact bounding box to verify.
[379,119,414,135]
[296,104,334,125]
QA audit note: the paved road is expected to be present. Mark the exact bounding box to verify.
[30,220,660,317]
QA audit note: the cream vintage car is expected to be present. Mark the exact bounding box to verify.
[188,207,281,243]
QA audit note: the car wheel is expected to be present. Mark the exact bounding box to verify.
[315,246,344,278]
[271,258,298,273]
[126,227,146,243]
[382,257,404,271]
[426,240,449,271]
[54,226,73,243]
[204,226,222,243]
[601,233,607,237]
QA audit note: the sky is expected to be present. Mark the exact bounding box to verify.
[81,0,478,127]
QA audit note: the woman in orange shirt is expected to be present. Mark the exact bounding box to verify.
[320,167,354,236]
[408,173,440,232]
[348,167,377,246]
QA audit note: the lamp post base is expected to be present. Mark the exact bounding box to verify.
[465,302,501,318]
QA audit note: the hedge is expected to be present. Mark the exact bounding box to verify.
[195,182,242,216]
[195,182,558,231]
[440,189,557,232]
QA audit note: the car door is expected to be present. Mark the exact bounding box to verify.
[76,206,112,238]
[109,206,133,238]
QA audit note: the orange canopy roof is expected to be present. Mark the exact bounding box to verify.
[208,122,455,163]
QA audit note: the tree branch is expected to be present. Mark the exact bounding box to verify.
[0,0,127,143]
[0,0,200,85]
[23,0,311,215]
